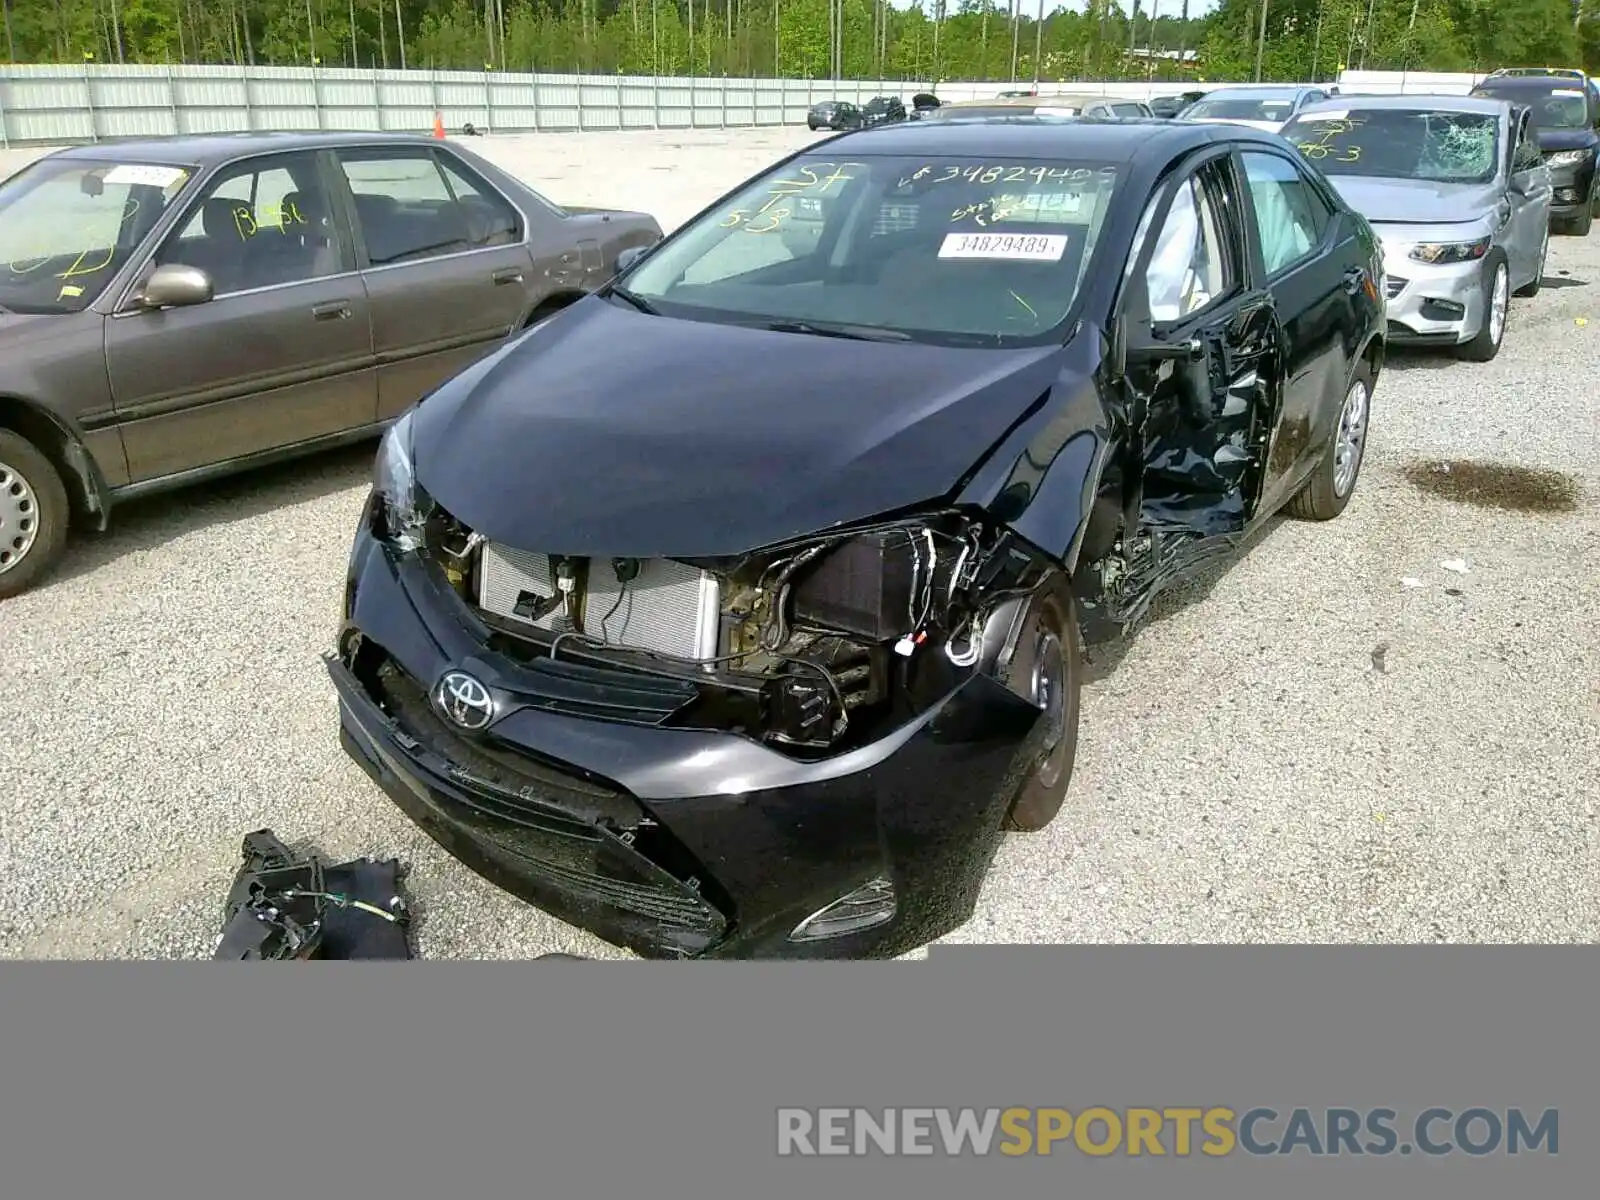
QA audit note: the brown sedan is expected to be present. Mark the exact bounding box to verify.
[0,131,663,597]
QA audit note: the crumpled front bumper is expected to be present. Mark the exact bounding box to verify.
[1380,252,1486,347]
[330,516,1042,960]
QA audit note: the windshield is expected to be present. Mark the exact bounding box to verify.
[1477,85,1589,128]
[0,157,193,314]
[615,152,1122,347]
[1281,109,1500,184]
[1185,93,1298,122]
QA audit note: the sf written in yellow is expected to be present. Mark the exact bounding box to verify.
[995,1106,1238,1156]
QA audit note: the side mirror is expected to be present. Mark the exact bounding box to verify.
[136,263,212,309]
[614,244,649,274]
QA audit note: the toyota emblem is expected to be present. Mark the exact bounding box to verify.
[434,670,494,731]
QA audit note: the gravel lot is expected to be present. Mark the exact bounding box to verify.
[1,129,1597,958]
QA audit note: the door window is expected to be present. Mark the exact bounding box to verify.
[1513,118,1543,172]
[1113,102,1147,118]
[1143,164,1235,324]
[337,148,523,267]
[152,152,346,296]
[1239,151,1333,277]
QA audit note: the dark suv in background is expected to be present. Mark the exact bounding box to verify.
[806,100,864,132]
[1472,72,1600,234]
[862,96,907,126]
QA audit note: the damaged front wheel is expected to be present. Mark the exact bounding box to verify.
[996,585,1083,833]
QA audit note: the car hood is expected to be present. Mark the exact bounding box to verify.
[1326,176,1503,224]
[1533,126,1599,152]
[411,295,1070,559]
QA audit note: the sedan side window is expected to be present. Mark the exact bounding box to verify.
[1513,119,1543,172]
[1239,151,1332,277]
[1144,167,1232,325]
[337,147,515,267]
[152,151,346,296]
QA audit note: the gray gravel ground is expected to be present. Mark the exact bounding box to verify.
[1,129,1597,958]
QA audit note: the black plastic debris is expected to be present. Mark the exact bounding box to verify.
[215,829,413,960]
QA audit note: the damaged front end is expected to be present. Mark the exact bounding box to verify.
[336,409,1071,958]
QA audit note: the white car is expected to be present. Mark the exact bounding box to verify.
[1182,85,1333,133]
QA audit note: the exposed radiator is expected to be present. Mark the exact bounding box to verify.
[478,544,722,661]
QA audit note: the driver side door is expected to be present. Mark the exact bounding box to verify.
[1507,108,1552,285]
[1120,147,1287,538]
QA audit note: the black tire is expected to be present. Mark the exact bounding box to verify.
[1565,206,1594,236]
[1287,359,1375,522]
[1515,226,1548,297]
[0,429,71,600]
[1455,253,1509,363]
[807,120,820,131]
[997,585,1083,833]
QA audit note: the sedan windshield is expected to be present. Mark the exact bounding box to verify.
[1184,92,1299,122]
[614,153,1122,347]
[1281,109,1500,184]
[0,157,194,314]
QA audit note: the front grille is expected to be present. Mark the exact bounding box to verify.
[1385,275,1408,300]
[478,545,721,660]
[365,657,729,947]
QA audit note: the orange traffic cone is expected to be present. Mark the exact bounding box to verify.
[432,112,446,139]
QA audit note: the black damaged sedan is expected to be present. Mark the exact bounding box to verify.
[329,118,1387,959]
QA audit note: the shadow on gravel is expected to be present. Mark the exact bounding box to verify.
[46,440,377,590]
[1540,275,1588,289]
[1081,515,1288,684]
[1399,459,1584,513]
[1382,348,1460,372]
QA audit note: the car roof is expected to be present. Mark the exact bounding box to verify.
[1472,74,1592,93]
[1197,84,1318,97]
[814,116,1258,162]
[45,129,449,167]
[1295,93,1510,117]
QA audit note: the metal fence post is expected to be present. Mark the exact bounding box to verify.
[0,75,9,149]
[721,73,728,128]
[577,75,585,132]
[688,74,695,129]
[85,61,99,142]
[617,69,625,131]
[430,69,441,135]
[165,63,179,135]
[652,75,659,130]
[311,61,324,131]
[485,71,493,133]
[532,71,541,133]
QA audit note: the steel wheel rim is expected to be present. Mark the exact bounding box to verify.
[1488,262,1509,345]
[1333,380,1369,498]
[1029,628,1068,790]
[0,458,41,576]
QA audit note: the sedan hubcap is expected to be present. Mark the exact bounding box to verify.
[0,458,40,575]
[1488,262,1509,346]
[1029,629,1068,789]
[1333,380,1369,498]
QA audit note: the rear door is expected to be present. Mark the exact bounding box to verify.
[329,143,545,422]
[1121,147,1286,537]
[1233,145,1361,516]
[105,148,375,482]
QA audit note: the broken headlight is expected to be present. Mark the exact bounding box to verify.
[371,409,427,551]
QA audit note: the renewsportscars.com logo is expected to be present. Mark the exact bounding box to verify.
[776,1106,1560,1159]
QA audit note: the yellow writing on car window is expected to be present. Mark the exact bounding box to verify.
[719,206,791,234]
[232,200,307,240]
[1295,118,1364,163]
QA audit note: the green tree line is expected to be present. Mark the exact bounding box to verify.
[1,0,1596,81]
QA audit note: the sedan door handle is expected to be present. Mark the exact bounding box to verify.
[491,267,524,285]
[311,300,351,321]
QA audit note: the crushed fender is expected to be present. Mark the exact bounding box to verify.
[214,829,413,960]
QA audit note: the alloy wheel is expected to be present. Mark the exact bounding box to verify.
[1332,379,1370,499]
[0,457,41,575]
[1488,261,1509,346]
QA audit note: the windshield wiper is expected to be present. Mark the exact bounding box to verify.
[759,319,912,342]
[608,285,661,315]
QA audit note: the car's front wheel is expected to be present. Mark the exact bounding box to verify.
[1516,227,1548,297]
[1456,252,1509,363]
[0,429,70,600]
[1287,360,1374,522]
[997,585,1083,833]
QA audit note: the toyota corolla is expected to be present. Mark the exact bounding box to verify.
[328,118,1385,959]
